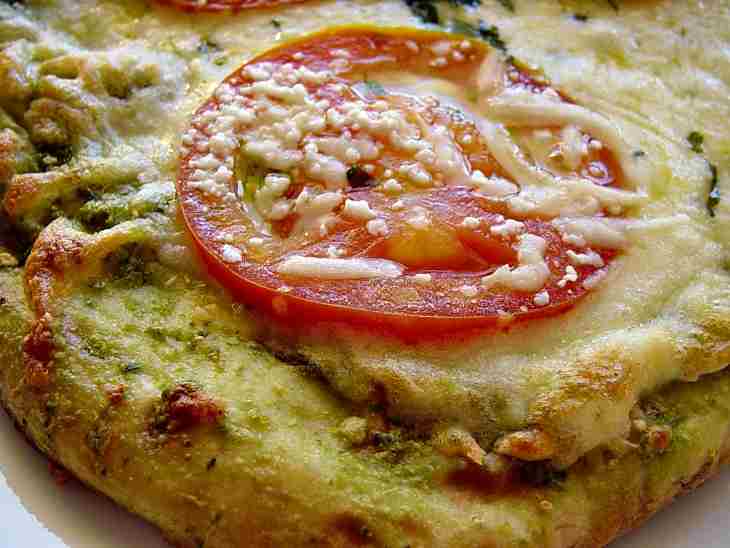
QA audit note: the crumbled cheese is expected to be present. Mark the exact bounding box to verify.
[553,218,626,248]
[221,245,242,263]
[459,285,479,298]
[557,265,578,287]
[412,273,432,285]
[470,170,519,197]
[481,233,550,292]
[255,173,291,220]
[406,207,430,230]
[558,125,588,171]
[342,199,376,221]
[490,219,525,237]
[366,218,388,236]
[461,216,481,229]
[533,290,550,306]
[382,179,403,194]
[277,256,403,279]
[566,249,604,267]
[582,269,607,289]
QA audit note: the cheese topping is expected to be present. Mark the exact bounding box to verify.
[277,256,404,279]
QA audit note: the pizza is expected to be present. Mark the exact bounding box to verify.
[0,0,729,546]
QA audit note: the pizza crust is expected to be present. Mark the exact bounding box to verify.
[3,262,730,548]
[0,0,729,546]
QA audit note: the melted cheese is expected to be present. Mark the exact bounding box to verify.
[277,256,403,279]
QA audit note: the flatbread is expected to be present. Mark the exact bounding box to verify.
[0,1,729,546]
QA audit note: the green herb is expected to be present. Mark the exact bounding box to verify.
[197,38,220,55]
[572,13,589,22]
[403,0,440,25]
[497,0,514,12]
[687,131,704,153]
[271,19,281,29]
[632,149,646,158]
[346,165,373,188]
[707,163,720,217]
[122,362,143,374]
[452,19,507,51]
[363,79,386,96]
[447,0,480,6]
[206,457,217,471]
[479,21,507,51]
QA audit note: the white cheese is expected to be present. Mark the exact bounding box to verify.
[366,218,388,236]
[459,285,479,298]
[469,170,519,197]
[558,125,588,171]
[342,199,376,221]
[566,249,605,267]
[553,217,626,249]
[277,256,404,279]
[481,233,550,292]
[461,216,481,229]
[221,245,242,263]
[533,290,551,306]
[382,179,403,194]
[412,273,432,285]
[490,219,525,237]
[557,265,579,287]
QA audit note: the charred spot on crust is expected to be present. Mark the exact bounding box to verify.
[150,383,224,434]
[519,460,567,489]
[22,312,54,389]
[331,515,376,546]
[35,143,73,172]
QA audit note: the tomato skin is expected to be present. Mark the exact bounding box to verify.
[177,26,624,337]
[191,229,581,340]
[156,0,307,12]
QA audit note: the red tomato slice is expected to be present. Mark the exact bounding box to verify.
[177,26,626,335]
[156,0,306,12]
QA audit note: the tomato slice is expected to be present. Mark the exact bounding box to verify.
[177,26,628,334]
[156,0,306,12]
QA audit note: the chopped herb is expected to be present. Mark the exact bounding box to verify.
[206,457,217,471]
[707,163,720,217]
[632,150,646,158]
[478,20,507,51]
[346,166,373,188]
[451,19,507,51]
[122,362,143,374]
[403,0,440,25]
[687,131,704,153]
[197,38,220,55]
[606,0,619,11]
[447,0,480,6]
[497,0,514,12]
[363,79,386,96]
[270,19,281,29]
[572,13,589,22]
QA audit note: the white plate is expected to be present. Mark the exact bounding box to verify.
[1,410,728,548]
